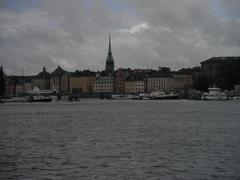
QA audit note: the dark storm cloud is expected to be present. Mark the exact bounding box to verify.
[0,0,240,75]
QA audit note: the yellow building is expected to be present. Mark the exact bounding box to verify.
[125,80,145,94]
[70,76,95,93]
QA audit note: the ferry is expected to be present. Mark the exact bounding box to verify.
[150,91,179,100]
[27,87,55,102]
[201,87,227,100]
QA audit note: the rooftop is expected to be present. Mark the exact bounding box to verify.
[36,67,50,78]
[51,66,66,76]
[71,70,96,77]
[201,57,240,64]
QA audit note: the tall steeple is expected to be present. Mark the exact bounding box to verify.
[105,34,114,76]
[108,34,112,56]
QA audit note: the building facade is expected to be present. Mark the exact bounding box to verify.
[115,68,131,93]
[5,77,17,97]
[146,77,174,92]
[201,57,240,82]
[92,76,115,93]
[16,80,32,96]
[124,72,146,94]
[69,71,96,93]
[125,80,145,94]
[50,66,69,93]
[201,57,226,82]
[172,74,192,90]
[32,67,50,90]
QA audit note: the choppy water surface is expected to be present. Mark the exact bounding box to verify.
[0,99,240,180]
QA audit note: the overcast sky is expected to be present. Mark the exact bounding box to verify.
[1,0,240,75]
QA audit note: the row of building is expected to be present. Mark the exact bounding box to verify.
[5,66,192,97]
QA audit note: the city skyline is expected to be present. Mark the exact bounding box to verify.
[1,2,240,179]
[1,0,240,75]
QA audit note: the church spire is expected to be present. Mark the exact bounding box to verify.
[108,34,112,56]
[105,34,114,76]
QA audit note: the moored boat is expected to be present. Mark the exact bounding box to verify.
[26,86,55,102]
[201,87,227,100]
[138,93,151,100]
[111,94,129,100]
[28,96,52,102]
[2,97,30,103]
[232,96,240,101]
[128,95,141,100]
[150,91,179,100]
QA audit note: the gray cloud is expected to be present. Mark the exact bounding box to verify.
[220,0,240,17]
[0,0,240,75]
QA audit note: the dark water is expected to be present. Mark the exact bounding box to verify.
[0,99,240,180]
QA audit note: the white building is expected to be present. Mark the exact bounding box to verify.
[146,77,174,92]
[92,76,115,93]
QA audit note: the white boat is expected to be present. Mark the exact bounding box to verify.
[27,87,55,95]
[201,88,227,100]
[27,87,54,102]
[127,95,140,100]
[111,94,129,100]
[150,91,179,100]
[138,93,151,100]
[232,96,240,101]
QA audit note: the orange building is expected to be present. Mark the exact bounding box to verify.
[70,71,96,93]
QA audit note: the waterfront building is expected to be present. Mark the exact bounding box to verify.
[172,74,193,91]
[32,67,50,90]
[5,77,17,97]
[115,68,131,93]
[60,72,70,92]
[69,70,96,93]
[201,56,240,90]
[201,57,225,82]
[125,80,145,94]
[5,76,33,97]
[92,76,115,93]
[16,80,32,96]
[50,66,69,93]
[125,72,146,94]
[201,57,240,83]
[145,69,193,93]
[147,77,174,92]
[145,69,173,92]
